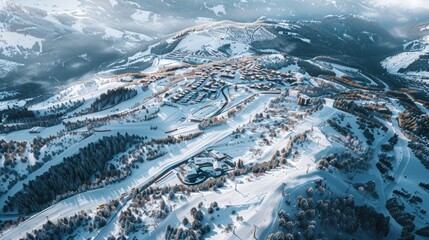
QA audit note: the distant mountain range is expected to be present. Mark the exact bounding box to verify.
[0,0,428,96]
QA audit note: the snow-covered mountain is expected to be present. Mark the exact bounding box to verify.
[0,0,426,95]
[382,20,429,87]
[110,15,400,74]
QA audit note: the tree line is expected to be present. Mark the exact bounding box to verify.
[4,133,142,214]
[88,87,137,113]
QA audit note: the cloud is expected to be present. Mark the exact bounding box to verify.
[368,0,429,11]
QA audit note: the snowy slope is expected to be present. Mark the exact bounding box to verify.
[12,0,81,12]
[115,15,400,73]
[0,59,23,78]
[0,43,427,239]
[382,35,429,80]
[382,51,426,73]
[0,24,43,57]
[0,0,413,93]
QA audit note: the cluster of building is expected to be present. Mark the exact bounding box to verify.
[170,76,226,104]
[288,89,313,106]
[249,83,276,90]
[240,65,292,83]
[183,150,228,183]
[205,60,298,93]
[201,78,226,93]
[361,100,388,111]
[169,57,307,106]
[205,60,295,84]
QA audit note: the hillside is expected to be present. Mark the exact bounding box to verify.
[0,0,425,95]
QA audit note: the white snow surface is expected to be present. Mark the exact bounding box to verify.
[0,25,44,56]
[12,0,81,13]
[0,59,23,77]
[0,94,278,240]
[382,35,429,74]
[382,51,426,73]
[206,4,226,16]
[131,10,153,23]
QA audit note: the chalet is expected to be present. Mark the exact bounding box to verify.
[194,93,206,102]
[185,163,199,181]
[285,78,296,83]
[213,160,222,171]
[171,96,180,102]
[181,97,190,103]
[183,95,192,101]
[288,89,300,98]
[194,157,215,165]
[204,81,213,88]
[298,94,311,106]
[209,150,226,160]
[220,74,235,79]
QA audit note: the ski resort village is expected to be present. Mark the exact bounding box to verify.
[0,51,428,240]
[0,16,428,240]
